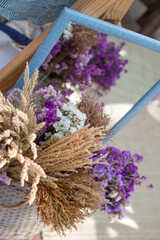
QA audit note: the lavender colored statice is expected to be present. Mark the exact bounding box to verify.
[0,172,11,185]
[31,85,64,144]
[6,88,21,107]
[89,34,128,91]
[31,85,86,144]
[91,147,146,222]
[41,32,128,96]
[42,41,62,70]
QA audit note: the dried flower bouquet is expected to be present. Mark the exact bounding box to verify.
[0,62,148,236]
[0,64,108,235]
[38,24,128,97]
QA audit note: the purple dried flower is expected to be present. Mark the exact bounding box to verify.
[42,31,128,96]
[0,172,10,185]
[91,146,146,220]
[31,85,64,144]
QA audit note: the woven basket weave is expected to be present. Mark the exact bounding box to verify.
[0,180,43,239]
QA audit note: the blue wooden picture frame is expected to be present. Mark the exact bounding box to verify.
[14,7,160,144]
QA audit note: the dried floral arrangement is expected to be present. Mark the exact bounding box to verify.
[0,63,150,236]
[39,24,128,97]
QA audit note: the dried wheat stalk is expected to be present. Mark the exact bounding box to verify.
[35,126,105,174]
[0,64,45,204]
[9,125,106,186]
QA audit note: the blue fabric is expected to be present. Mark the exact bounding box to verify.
[0,0,77,25]
[0,22,32,45]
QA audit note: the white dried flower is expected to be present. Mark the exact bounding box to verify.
[53,132,64,139]
[109,214,119,223]
[63,22,74,40]
[70,127,77,134]
[115,195,121,202]
[53,102,86,138]
[56,109,63,118]
[45,132,52,140]
[108,191,119,198]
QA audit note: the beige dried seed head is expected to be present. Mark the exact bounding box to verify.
[0,65,45,195]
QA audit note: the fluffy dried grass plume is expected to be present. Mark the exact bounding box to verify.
[70,25,98,54]
[36,169,105,235]
[77,90,110,134]
[0,63,45,204]
[36,126,105,174]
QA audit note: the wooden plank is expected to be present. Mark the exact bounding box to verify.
[70,0,116,17]
[101,0,134,24]
[0,0,134,93]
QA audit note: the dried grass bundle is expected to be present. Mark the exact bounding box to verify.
[35,126,105,174]
[9,125,106,182]
[77,90,110,134]
[36,169,104,235]
[0,64,45,204]
[70,25,98,54]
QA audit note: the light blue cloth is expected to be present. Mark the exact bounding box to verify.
[0,0,77,25]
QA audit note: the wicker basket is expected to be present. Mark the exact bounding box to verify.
[0,180,43,239]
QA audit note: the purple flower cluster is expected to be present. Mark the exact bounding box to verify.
[6,88,21,107]
[31,85,64,144]
[91,147,146,221]
[56,51,94,92]
[0,172,10,185]
[42,33,128,96]
[89,34,128,91]
[42,41,62,70]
